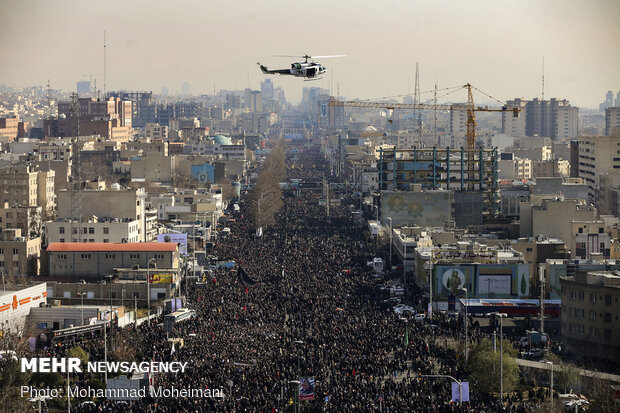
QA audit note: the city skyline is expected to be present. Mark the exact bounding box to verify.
[0,0,618,107]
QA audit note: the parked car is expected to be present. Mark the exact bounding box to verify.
[523,348,546,360]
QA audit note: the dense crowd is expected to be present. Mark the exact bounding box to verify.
[42,154,545,412]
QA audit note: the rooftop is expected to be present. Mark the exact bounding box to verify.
[47,242,177,252]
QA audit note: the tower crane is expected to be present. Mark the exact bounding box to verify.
[328,83,520,151]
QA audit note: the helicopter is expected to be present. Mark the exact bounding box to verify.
[257,54,345,80]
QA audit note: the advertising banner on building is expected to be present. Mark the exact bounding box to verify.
[433,264,529,300]
[157,233,187,254]
[149,273,173,284]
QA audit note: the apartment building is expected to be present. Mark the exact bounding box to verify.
[560,270,620,363]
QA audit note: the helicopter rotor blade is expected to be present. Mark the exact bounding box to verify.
[308,55,346,59]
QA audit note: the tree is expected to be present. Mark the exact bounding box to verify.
[468,338,519,396]
[67,346,90,365]
[250,139,286,229]
[544,353,581,393]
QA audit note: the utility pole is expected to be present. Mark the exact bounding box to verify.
[414,62,421,145]
[539,264,545,334]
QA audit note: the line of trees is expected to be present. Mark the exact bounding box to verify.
[249,139,286,230]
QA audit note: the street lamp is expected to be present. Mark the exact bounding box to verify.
[387,217,393,271]
[76,292,84,326]
[460,287,468,363]
[147,258,157,326]
[493,312,508,403]
[542,360,554,407]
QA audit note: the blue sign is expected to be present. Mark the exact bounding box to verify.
[451,381,469,402]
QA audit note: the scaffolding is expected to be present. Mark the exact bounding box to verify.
[378,147,499,217]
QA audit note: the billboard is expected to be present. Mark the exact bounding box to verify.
[149,273,173,284]
[157,233,187,254]
[381,190,451,227]
[433,263,529,300]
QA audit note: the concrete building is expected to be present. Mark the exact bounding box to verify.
[501,99,527,137]
[130,153,175,183]
[0,164,39,207]
[37,169,55,214]
[392,226,433,275]
[56,188,146,242]
[449,104,467,139]
[520,197,597,242]
[0,117,19,141]
[0,229,41,277]
[0,204,42,238]
[145,123,169,140]
[599,90,615,112]
[44,217,141,244]
[570,220,610,259]
[560,270,620,363]
[578,128,620,202]
[0,282,47,336]
[512,98,579,140]
[511,236,569,292]
[605,109,620,136]
[47,242,179,279]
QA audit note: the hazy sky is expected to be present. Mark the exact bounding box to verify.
[1,0,618,107]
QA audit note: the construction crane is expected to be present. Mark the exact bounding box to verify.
[328,83,520,151]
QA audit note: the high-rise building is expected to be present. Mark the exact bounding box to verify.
[261,79,274,101]
[616,91,620,107]
[605,107,620,136]
[599,90,615,112]
[501,99,527,137]
[77,80,91,96]
[106,91,153,128]
[577,128,620,202]
[182,82,191,96]
[503,98,578,139]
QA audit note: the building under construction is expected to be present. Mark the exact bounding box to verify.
[378,147,500,219]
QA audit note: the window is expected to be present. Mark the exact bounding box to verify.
[130,253,140,259]
[589,327,597,337]
[60,238,65,243]
[81,254,91,260]
[0,248,3,254]
[604,329,612,340]
[590,311,597,320]
[578,291,584,302]
[0,261,3,267]
[599,227,604,233]
[105,254,115,259]
[89,227,94,234]
[13,261,18,267]
[103,239,109,243]
[103,227,109,234]
[605,313,612,322]
[590,293,596,303]
[59,227,65,234]
[133,292,140,299]
[154,254,164,259]
[605,295,612,305]
[58,254,67,260]
[12,248,18,255]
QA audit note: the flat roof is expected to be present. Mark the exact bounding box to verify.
[47,242,177,252]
